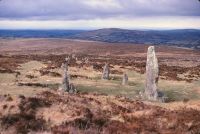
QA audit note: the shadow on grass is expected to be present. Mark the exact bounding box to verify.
[163,89,200,102]
[17,82,60,90]
[76,84,142,99]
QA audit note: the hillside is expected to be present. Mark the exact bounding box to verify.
[69,28,200,49]
[0,28,200,49]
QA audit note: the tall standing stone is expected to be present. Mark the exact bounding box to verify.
[145,46,159,101]
[61,61,70,92]
[122,73,128,85]
[102,63,110,80]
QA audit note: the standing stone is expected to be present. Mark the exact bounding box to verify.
[68,83,77,94]
[84,57,89,64]
[61,62,70,92]
[72,54,76,59]
[102,63,110,80]
[122,73,128,85]
[60,58,77,93]
[65,56,71,65]
[145,46,159,101]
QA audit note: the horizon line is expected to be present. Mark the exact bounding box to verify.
[0,28,200,31]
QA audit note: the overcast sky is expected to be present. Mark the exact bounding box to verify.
[0,0,200,29]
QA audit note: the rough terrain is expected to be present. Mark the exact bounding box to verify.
[0,91,200,134]
[0,38,200,133]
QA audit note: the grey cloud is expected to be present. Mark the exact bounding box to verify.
[0,0,199,20]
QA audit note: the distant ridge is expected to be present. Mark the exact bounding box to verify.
[0,28,200,49]
[0,30,85,38]
[68,28,200,49]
